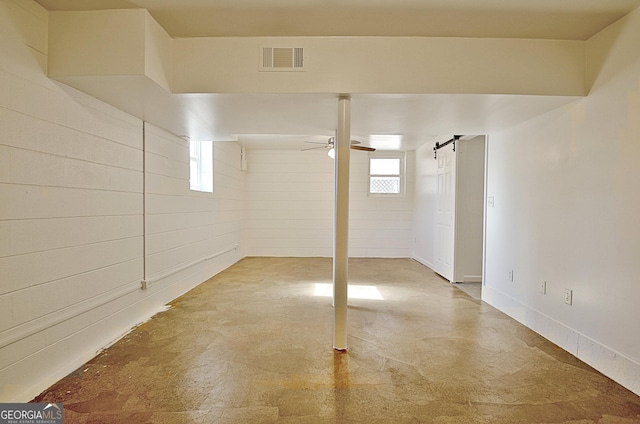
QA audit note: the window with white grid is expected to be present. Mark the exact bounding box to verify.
[368,155,404,195]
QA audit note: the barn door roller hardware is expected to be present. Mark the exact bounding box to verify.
[433,135,462,159]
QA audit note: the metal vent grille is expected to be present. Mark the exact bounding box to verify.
[260,47,305,71]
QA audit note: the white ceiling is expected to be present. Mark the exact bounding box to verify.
[36,0,640,40]
[37,0,638,151]
[185,94,583,151]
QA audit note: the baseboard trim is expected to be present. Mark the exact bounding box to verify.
[1,252,243,403]
[482,285,640,396]
[0,279,141,351]
[412,255,434,270]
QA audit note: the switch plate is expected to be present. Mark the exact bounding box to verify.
[488,197,495,208]
[508,270,514,282]
[564,289,572,305]
[539,281,546,294]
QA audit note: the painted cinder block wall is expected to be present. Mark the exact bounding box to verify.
[244,150,334,257]
[244,149,414,257]
[1,0,144,402]
[0,0,244,402]
[144,123,244,288]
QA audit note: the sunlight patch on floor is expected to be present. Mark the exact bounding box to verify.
[313,283,384,300]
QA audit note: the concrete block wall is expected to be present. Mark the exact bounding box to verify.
[0,0,146,401]
[0,0,244,401]
[244,149,414,257]
[349,151,415,258]
[143,123,244,293]
[244,150,334,257]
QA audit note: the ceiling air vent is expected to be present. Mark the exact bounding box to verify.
[260,47,305,72]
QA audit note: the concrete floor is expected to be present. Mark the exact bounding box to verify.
[451,282,482,301]
[34,257,640,423]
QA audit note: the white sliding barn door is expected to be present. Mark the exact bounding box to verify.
[434,144,456,281]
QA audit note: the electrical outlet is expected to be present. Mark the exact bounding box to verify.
[141,280,153,290]
[564,289,572,305]
[508,270,514,282]
[539,281,546,294]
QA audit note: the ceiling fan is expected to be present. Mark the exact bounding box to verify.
[302,137,376,157]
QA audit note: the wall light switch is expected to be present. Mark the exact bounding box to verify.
[539,281,546,294]
[564,289,572,305]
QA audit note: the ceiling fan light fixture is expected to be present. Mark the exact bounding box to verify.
[327,148,335,159]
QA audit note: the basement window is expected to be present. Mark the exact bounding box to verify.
[189,140,213,192]
[369,155,404,195]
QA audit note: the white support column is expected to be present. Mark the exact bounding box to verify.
[333,95,351,351]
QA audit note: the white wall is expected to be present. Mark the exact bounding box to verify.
[244,149,414,257]
[0,0,144,401]
[244,150,333,257]
[0,0,244,401]
[144,124,244,299]
[350,151,415,257]
[482,7,640,395]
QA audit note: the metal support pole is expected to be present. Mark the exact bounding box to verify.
[333,95,350,351]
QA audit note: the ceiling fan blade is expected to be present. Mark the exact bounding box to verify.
[350,145,376,151]
[302,137,370,152]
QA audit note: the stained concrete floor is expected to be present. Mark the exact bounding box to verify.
[34,257,640,423]
[451,282,482,301]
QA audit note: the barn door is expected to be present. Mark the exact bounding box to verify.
[434,143,456,281]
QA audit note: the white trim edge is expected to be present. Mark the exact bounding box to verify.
[482,285,640,396]
[412,255,434,270]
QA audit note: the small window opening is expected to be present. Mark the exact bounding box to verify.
[369,156,403,195]
[190,140,213,192]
